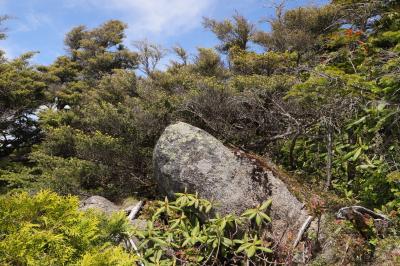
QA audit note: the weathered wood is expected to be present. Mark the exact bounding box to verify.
[336,206,391,239]
[293,215,314,248]
[126,238,144,266]
[127,201,144,221]
[125,200,144,266]
[337,206,390,221]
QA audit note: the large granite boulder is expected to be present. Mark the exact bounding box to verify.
[153,122,310,244]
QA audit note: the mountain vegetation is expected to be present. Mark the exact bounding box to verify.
[0,0,399,265]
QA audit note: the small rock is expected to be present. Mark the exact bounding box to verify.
[80,195,120,215]
[131,219,148,230]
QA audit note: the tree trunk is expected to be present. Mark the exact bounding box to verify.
[289,131,301,170]
[324,121,333,191]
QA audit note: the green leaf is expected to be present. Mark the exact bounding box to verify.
[346,116,367,129]
[255,214,262,226]
[241,209,254,217]
[219,219,227,230]
[150,237,168,246]
[257,247,272,253]
[351,147,362,161]
[192,222,200,236]
[246,246,256,258]
[260,199,272,211]
[259,212,271,222]
[222,237,234,247]
[241,209,257,220]
[197,256,205,262]
[237,243,251,253]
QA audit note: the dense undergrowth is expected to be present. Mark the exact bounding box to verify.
[0,190,276,265]
[0,0,399,264]
[0,190,138,265]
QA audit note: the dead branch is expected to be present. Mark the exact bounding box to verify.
[293,216,314,248]
[127,200,144,221]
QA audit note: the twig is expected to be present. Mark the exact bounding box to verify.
[201,248,216,266]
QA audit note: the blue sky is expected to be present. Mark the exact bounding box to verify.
[0,0,328,66]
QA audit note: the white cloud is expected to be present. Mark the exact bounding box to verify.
[119,0,213,36]
[65,0,215,37]
[15,12,52,32]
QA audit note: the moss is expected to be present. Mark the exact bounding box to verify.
[374,237,400,265]
[233,148,352,212]
[120,196,139,208]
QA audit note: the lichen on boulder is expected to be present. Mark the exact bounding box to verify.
[153,122,311,245]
